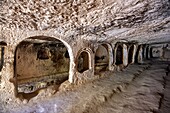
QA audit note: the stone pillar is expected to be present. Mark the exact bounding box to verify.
[123,44,128,66]
[138,45,143,64]
[160,46,164,58]
[110,43,116,70]
[1,44,17,103]
[143,45,147,59]
[113,45,117,65]
[107,44,114,71]
[61,40,76,84]
[145,45,149,59]
[132,45,137,64]
[148,46,151,59]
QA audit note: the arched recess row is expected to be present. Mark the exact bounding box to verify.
[76,48,93,73]
[13,36,74,96]
[95,43,113,73]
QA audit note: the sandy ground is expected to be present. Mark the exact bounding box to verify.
[1,60,170,113]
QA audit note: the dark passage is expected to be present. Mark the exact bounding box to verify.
[128,46,134,64]
[77,51,89,73]
[116,45,123,65]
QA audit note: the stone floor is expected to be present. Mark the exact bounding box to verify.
[1,60,170,113]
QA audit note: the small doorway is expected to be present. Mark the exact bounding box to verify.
[77,51,90,73]
[116,45,123,65]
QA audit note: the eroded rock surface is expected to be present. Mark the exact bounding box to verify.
[0,0,170,43]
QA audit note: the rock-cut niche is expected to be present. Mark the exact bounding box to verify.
[77,51,90,73]
[95,44,109,72]
[116,45,123,65]
[14,36,70,98]
[128,45,134,64]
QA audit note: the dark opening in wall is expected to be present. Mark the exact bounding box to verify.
[128,45,134,64]
[77,51,89,73]
[0,41,6,84]
[0,47,5,71]
[14,36,70,99]
[142,45,145,59]
[95,44,109,72]
[64,50,69,58]
[146,46,149,59]
[150,47,153,58]
[37,46,51,60]
[135,45,141,63]
[116,45,123,65]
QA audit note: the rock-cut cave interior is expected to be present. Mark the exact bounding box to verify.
[0,0,170,113]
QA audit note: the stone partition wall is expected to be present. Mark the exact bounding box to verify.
[123,44,128,66]
[137,45,144,64]
[106,43,114,71]
[127,44,137,64]
[148,46,151,59]
[74,47,94,84]
[143,45,147,59]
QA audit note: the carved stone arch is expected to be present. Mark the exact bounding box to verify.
[135,45,143,64]
[76,48,93,73]
[14,35,74,84]
[128,45,135,64]
[94,43,113,72]
[13,36,75,98]
[114,44,123,65]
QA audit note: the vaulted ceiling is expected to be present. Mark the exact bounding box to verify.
[0,0,170,44]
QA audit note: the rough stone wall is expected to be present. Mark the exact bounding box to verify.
[163,47,170,60]
[152,47,162,58]
[16,42,69,81]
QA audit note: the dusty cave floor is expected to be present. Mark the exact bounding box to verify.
[1,60,170,113]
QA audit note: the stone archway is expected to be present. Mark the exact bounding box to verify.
[115,45,123,65]
[77,51,90,73]
[95,44,109,72]
[128,45,134,64]
[14,36,73,96]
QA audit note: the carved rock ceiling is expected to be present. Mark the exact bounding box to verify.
[0,0,170,43]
